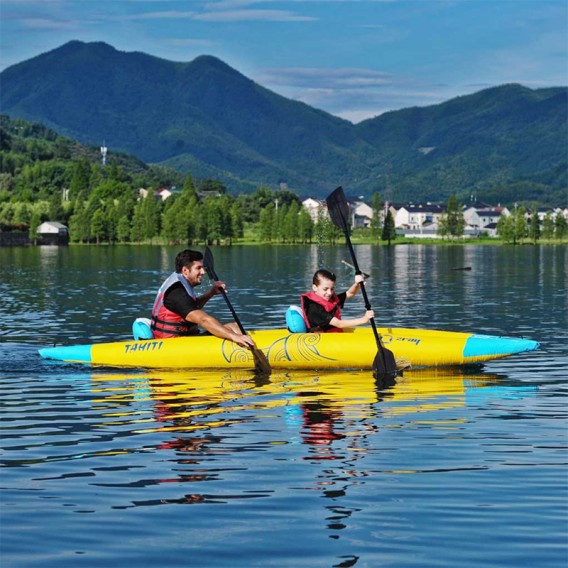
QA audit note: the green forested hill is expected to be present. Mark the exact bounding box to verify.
[355,85,568,204]
[1,41,566,205]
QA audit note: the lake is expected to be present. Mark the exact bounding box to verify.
[1,244,566,567]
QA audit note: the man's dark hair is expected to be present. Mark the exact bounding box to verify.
[175,249,203,273]
[313,269,336,285]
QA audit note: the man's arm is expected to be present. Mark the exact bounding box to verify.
[186,309,254,349]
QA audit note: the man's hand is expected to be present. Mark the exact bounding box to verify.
[229,332,256,349]
[210,280,226,296]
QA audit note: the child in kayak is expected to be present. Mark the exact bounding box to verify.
[301,269,374,333]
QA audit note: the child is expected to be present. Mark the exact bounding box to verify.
[301,269,374,333]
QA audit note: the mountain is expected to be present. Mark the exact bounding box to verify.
[1,40,566,204]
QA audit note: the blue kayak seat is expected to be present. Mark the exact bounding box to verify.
[286,305,307,333]
[132,317,154,340]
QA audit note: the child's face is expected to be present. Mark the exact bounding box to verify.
[312,277,335,301]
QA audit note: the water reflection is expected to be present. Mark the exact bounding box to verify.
[77,367,539,509]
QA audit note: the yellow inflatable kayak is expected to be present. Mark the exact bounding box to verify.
[39,327,539,370]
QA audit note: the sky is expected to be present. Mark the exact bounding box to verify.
[1,0,567,123]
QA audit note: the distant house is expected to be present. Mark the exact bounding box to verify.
[302,197,326,222]
[483,222,499,238]
[351,200,373,228]
[395,204,445,231]
[301,196,373,228]
[138,186,180,201]
[463,205,509,235]
[155,187,173,201]
[37,221,69,245]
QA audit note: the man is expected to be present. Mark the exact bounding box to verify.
[151,249,255,349]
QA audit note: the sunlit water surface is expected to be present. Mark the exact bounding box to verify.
[1,245,566,567]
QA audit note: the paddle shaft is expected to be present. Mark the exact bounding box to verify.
[341,227,382,346]
[206,265,247,336]
[325,186,397,379]
[203,247,272,376]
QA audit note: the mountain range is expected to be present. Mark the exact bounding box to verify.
[1,40,566,204]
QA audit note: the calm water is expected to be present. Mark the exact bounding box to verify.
[1,245,567,568]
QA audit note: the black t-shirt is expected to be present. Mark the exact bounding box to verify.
[304,292,346,331]
[163,282,199,319]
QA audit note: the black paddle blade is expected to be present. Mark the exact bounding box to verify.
[203,246,216,280]
[372,345,398,381]
[326,186,350,232]
[251,346,272,376]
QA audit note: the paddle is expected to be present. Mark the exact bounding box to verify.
[203,246,272,376]
[326,186,398,380]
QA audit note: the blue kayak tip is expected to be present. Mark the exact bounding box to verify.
[39,344,92,363]
[464,334,540,358]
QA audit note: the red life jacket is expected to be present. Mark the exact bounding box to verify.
[151,272,200,339]
[300,291,343,333]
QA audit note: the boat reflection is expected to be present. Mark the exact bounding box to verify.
[82,366,538,511]
[87,366,537,456]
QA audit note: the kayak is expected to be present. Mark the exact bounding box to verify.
[39,327,539,370]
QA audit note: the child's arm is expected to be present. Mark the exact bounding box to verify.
[329,309,374,329]
[345,274,365,300]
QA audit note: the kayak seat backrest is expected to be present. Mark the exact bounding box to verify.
[286,305,307,333]
[132,317,154,340]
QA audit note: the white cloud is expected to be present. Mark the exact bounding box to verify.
[256,65,469,122]
[194,9,316,22]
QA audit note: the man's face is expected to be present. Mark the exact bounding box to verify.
[182,261,205,286]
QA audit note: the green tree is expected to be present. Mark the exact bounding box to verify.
[371,193,382,239]
[141,194,161,242]
[117,214,131,243]
[528,205,540,244]
[381,209,396,245]
[297,207,314,243]
[438,195,465,238]
[513,206,528,244]
[182,174,198,200]
[90,208,106,245]
[230,200,244,240]
[259,204,275,242]
[283,201,300,242]
[68,194,91,243]
[69,158,91,199]
[497,214,515,243]
[28,211,41,243]
[541,211,555,239]
[48,191,65,222]
[554,211,567,239]
[203,197,224,244]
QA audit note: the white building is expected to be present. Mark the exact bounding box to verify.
[301,197,325,223]
[394,204,445,231]
[36,221,69,244]
[351,201,373,228]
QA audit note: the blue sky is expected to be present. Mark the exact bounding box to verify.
[1,0,566,123]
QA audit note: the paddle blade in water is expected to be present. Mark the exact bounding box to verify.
[373,346,398,381]
[252,347,272,377]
